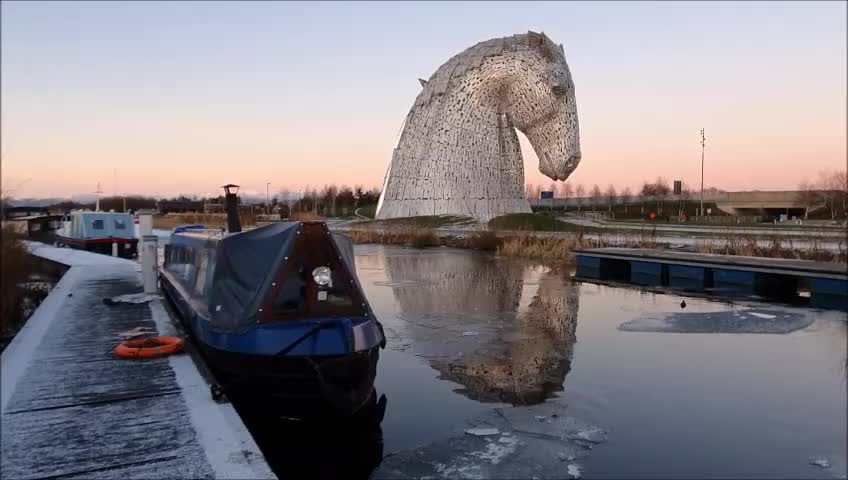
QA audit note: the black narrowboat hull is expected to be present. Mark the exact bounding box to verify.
[56,235,138,259]
[160,274,379,418]
[200,341,379,418]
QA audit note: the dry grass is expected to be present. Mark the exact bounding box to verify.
[345,223,846,264]
[496,231,599,260]
[464,230,502,251]
[347,226,441,248]
[152,212,257,229]
[288,211,324,222]
[697,234,847,263]
[1,225,33,336]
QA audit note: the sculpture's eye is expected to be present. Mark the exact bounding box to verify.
[552,84,567,96]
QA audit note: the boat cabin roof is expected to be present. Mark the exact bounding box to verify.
[63,210,135,239]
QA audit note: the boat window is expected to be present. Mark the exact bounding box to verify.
[193,250,209,296]
[114,219,127,230]
[315,268,356,313]
[91,219,104,230]
[271,259,306,315]
[265,224,366,320]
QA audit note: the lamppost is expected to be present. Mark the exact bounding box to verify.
[266,182,271,215]
[700,128,705,217]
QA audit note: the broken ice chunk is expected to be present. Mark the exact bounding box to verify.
[464,428,500,436]
[567,463,582,478]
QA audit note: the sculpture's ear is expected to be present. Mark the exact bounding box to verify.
[418,78,428,88]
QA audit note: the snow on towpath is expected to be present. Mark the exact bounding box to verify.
[1,244,274,479]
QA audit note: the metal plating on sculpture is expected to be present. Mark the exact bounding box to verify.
[376,31,581,221]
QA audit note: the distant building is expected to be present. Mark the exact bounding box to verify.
[4,206,49,220]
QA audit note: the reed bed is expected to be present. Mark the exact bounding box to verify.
[696,234,847,263]
[345,224,846,264]
[1,225,33,339]
[152,212,257,229]
[288,211,324,222]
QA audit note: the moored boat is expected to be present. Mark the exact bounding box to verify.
[55,210,138,258]
[159,221,385,417]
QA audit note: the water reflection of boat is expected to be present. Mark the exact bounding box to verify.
[383,253,579,405]
[237,389,387,480]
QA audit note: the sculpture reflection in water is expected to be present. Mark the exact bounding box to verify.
[234,390,387,479]
[384,253,579,405]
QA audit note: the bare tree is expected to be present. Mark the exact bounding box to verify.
[560,182,573,212]
[575,184,585,212]
[590,184,602,213]
[797,180,820,220]
[561,182,573,200]
[525,183,542,200]
[641,177,671,215]
[605,184,617,212]
[836,170,848,218]
[679,185,692,218]
[621,187,632,214]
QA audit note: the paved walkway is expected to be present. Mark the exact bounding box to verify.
[1,245,274,479]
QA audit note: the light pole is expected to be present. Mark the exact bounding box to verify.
[266,182,270,215]
[699,128,705,217]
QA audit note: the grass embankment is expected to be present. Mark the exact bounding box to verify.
[345,214,845,263]
[488,213,575,232]
[354,204,377,219]
[374,215,476,228]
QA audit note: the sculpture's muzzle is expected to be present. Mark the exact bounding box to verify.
[524,108,581,182]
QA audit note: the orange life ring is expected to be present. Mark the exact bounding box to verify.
[113,336,184,359]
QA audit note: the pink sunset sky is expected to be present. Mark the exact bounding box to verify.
[1,1,845,199]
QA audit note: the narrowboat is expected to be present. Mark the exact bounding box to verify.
[159,221,385,417]
[56,210,138,258]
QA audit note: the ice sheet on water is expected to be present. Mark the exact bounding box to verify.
[373,402,606,480]
[567,463,582,478]
[619,308,814,334]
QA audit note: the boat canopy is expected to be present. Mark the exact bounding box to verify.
[63,211,135,239]
[165,222,363,334]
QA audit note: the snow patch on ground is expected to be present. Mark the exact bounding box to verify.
[108,292,162,304]
[1,267,84,413]
[148,299,275,479]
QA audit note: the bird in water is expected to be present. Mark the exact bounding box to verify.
[680,300,687,309]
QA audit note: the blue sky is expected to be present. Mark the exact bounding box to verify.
[2,1,845,197]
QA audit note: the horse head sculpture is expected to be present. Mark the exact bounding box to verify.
[376,31,581,221]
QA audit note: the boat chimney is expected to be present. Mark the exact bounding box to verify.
[222,184,242,233]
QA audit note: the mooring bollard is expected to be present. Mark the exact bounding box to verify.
[138,209,153,237]
[142,235,158,294]
[137,209,154,262]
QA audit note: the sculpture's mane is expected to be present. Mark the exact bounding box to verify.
[414,31,564,109]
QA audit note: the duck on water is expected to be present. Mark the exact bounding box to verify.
[158,186,385,417]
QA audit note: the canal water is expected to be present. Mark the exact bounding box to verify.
[353,245,847,479]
